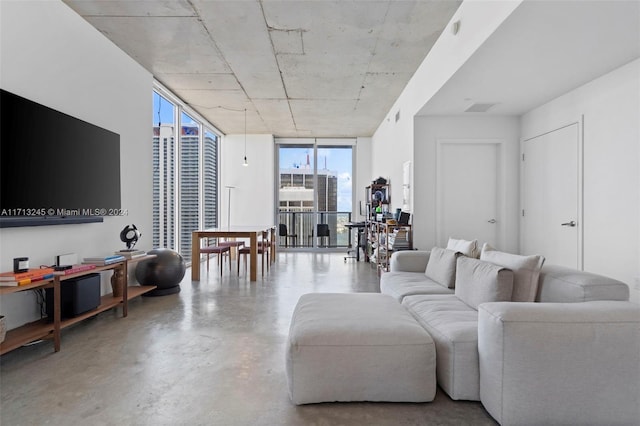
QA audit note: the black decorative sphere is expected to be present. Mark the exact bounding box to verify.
[135,248,185,296]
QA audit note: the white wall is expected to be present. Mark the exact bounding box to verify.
[413,115,520,252]
[220,134,275,227]
[371,0,522,210]
[0,1,152,329]
[521,59,640,303]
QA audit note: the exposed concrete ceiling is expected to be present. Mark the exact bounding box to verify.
[63,0,461,137]
[418,0,640,116]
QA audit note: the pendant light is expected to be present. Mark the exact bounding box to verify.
[243,108,248,167]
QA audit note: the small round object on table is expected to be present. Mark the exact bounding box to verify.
[135,248,185,296]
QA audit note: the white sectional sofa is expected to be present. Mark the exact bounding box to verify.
[380,246,640,425]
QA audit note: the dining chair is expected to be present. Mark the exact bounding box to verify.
[316,223,330,247]
[201,241,231,276]
[258,226,277,263]
[279,224,297,248]
[218,239,245,273]
[238,230,270,277]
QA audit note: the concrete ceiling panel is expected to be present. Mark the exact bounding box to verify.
[84,16,231,74]
[369,1,460,73]
[252,98,296,133]
[65,0,196,17]
[283,70,363,100]
[263,1,388,53]
[276,53,369,99]
[368,31,442,73]
[359,72,413,97]
[270,29,304,55]
[289,99,370,136]
[156,73,241,91]
[194,0,273,61]
[174,88,248,111]
[193,0,285,99]
[236,71,286,100]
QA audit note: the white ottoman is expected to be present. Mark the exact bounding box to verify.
[286,293,436,404]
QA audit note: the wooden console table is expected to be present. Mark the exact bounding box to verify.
[0,255,156,355]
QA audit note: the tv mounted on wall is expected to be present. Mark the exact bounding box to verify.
[0,89,121,228]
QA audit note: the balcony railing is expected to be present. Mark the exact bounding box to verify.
[278,211,353,248]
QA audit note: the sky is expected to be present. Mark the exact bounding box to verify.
[153,92,176,125]
[154,92,353,212]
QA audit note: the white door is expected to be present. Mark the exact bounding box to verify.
[437,141,500,248]
[522,123,579,267]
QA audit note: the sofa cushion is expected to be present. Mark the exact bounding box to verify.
[537,264,630,302]
[480,243,544,302]
[425,247,459,289]
[455,257,514,310]
[402,294,481,401]
[380,272,454,302]
[447,237,479,258]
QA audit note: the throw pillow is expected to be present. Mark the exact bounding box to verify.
[424,247,459,289]
[455,257,514,310]
[447,237,479,258]
[480,243,545,302]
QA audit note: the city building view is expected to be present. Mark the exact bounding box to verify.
[278,147,353,248]
[152,122,218,262]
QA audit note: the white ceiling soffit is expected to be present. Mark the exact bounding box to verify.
[63,0,462,137]
[418,0,640,116]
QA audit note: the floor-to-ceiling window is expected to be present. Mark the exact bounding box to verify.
[276,139,354,248]
[153,83,221,264]
[179,112,200,262]
[152,92,176,251]
[203,129,218,229]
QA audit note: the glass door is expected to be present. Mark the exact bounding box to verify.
[278,145,315,248]
[316,145,352,248]
[276,140,353,249]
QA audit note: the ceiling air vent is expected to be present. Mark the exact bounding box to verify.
[465,103,497,113]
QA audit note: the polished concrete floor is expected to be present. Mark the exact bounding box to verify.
[1,252,497,426]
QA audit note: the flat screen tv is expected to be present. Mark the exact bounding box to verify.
[0,89,121,228]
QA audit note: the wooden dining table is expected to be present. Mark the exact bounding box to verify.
[191,225,275,282]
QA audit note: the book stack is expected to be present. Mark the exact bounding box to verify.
[390,229,412,251]
[114,249,146,260]
[0,267,55,286]
[53,264,97,276]
[82,255,126,266]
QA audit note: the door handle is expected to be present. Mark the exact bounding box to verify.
[561,221,576,227]
[487,219,497,224]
